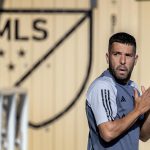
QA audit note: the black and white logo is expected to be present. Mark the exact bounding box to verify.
[121,96,126,102]
[0,3,93,128]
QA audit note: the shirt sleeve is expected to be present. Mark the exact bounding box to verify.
[86,80,117,126]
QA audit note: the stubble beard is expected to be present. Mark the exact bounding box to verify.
[109,64,133,84]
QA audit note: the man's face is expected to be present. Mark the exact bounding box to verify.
[106,42,138,83]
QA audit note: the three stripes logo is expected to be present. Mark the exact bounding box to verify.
[101,90,128,121]
[101,89,114,121]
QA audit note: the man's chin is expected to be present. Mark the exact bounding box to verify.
[118,75,127,79]
[115,74,130,83]
[114,71,128,79]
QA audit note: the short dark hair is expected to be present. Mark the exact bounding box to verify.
[108,32,136,53]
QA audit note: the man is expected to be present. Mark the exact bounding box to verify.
[86,32,150,150]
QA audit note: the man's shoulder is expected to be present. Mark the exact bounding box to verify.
[129,81,139,90]
[87,75,116,93]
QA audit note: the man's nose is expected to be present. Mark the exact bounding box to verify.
[120,55,126,64]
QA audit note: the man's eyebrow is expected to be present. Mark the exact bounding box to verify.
[111,50,121,53]
[111,50,134,55]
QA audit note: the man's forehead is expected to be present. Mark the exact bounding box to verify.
[111,42,135,53]
[112,42,134,47]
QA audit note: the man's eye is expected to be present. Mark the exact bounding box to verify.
[113,53,119,56]
[126,54,133,57]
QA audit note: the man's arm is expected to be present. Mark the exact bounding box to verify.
[98,109,140,142]
[98,87,150,142]
[139,86,150,142]
[140,111,150,142]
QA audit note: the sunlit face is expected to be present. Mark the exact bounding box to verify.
[106,42,138,83]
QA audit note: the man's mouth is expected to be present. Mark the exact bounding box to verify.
[117,67,128,74]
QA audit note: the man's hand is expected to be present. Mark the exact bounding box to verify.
[134,86,150,115]
[141,86,146,94]
[137,86,150,142]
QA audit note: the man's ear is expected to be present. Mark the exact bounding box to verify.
[134,54,138,66]
[106,52,109,64]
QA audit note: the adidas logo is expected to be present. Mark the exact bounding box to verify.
[121,96,126,102]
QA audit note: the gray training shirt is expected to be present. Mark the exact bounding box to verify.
[86,70,143,150]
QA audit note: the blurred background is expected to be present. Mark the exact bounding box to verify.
[0,0,150,149]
